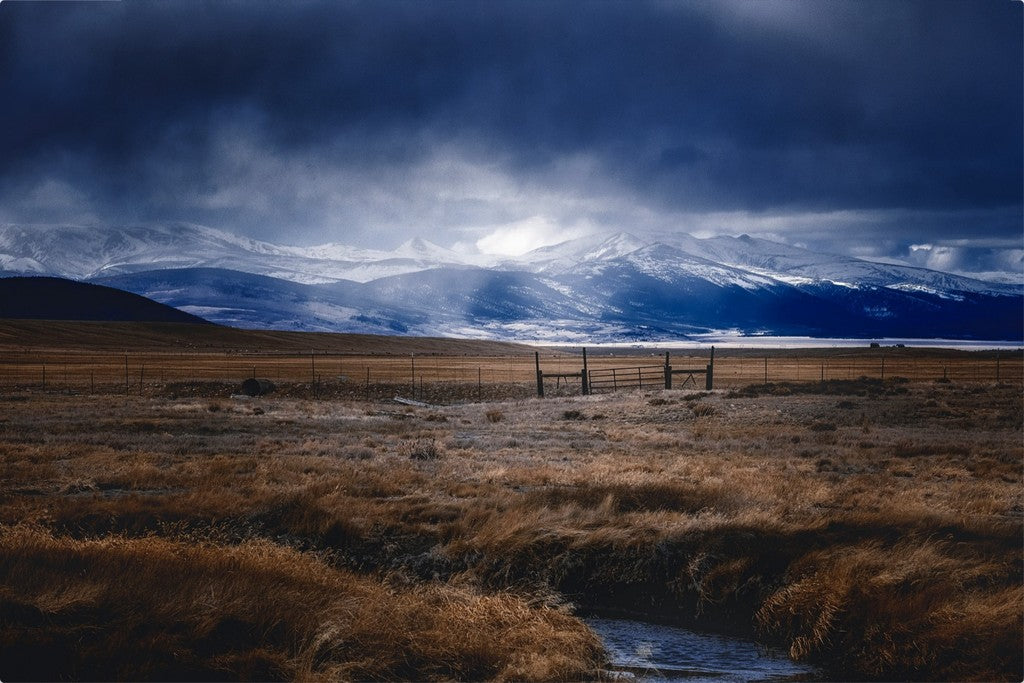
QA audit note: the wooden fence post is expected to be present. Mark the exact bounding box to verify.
[535,351,544,398]
[706,346,715,390]
[581,347,589,395]
[664,351,672,389]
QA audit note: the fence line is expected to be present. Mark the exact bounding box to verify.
[0,348,1020,399]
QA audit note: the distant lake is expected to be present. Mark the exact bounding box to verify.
[541,336,1023,351]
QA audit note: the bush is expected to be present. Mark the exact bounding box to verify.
[485,410,504,423]
[691,403,716,417]
[405,439,442,460]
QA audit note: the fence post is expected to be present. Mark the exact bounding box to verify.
[881,356,885,380]
[125,355,129,396]
[535,352,544,398]
[478,366,482,400]
[996,351,1000,381]
[763,355,768,385]
[581,347,589,395]
[664,351,672,389]
[706,346,714,390]
[411,353,416,397]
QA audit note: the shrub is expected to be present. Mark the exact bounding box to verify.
[691,403,716,417]
[562,410,585,421]
[343,446,375,460]
[485,410,504,423]
[405,439,443,460]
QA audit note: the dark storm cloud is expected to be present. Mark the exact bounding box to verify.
[0,0,1020,264]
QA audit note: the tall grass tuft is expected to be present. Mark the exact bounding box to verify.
[0,526,603,681]
[756,540,1023,680]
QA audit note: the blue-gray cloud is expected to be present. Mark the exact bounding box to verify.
[0,0,1020,272]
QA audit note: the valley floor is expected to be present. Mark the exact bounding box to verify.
[0,376,1021,680]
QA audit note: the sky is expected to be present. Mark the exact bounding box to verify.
[0,0,1021,278]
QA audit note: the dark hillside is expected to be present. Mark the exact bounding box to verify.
[0,277,210,324]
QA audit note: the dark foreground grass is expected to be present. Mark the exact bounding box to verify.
[0,526,602,681]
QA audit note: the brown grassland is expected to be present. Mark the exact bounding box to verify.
[0,323,1021,681]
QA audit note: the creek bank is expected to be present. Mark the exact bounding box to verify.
[321,517,1021,681]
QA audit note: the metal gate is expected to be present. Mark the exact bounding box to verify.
[587,365,664,392]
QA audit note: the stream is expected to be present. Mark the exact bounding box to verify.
[586,618,819,682]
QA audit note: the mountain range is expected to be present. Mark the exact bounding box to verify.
[1,224,1020,341]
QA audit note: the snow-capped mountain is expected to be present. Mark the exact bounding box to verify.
[1,224,1020,340]
[675,233,1010,297]
[0,224,475,284]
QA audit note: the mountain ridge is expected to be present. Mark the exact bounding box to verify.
[2,224,1020,341]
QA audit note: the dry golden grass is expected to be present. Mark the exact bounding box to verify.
[0,369,1021,680]
[0,526,601,682]
[1,320,1018,398]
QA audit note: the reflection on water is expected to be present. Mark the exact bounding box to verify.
[586,617,818,682]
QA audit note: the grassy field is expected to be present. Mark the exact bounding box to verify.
[1,320,1019,399]
[0,324,1021,680]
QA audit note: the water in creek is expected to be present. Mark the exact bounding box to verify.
[586,618,819,682]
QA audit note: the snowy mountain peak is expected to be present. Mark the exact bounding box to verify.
[395,237,459,260]
[580,232,648,261]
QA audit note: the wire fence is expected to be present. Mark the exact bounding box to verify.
[0,348,1020,401]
